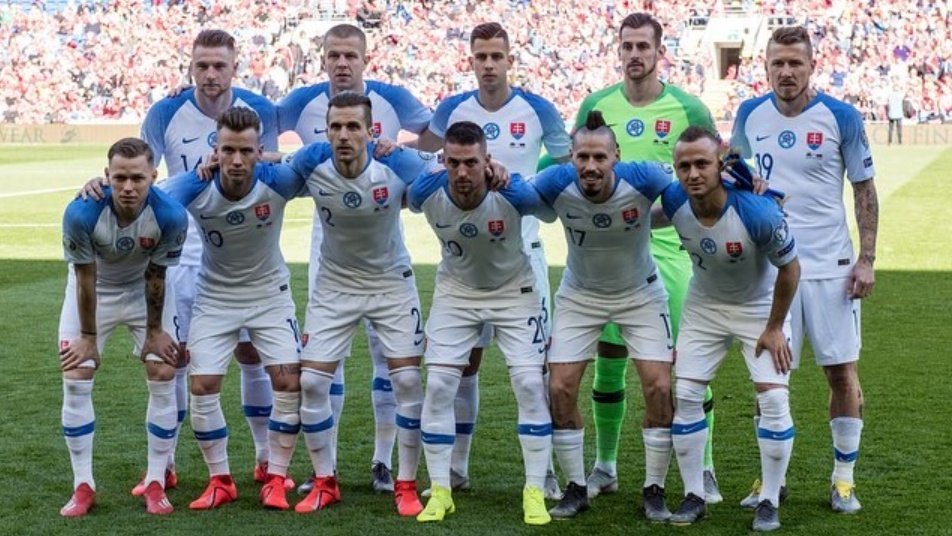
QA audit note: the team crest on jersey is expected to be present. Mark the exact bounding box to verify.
[593,213,612,228]
[254,204,271,220]
[488,220,505,236]
[655,120,671,138]
[226,210,245,225]
[207,131,218,147]
[459,222,478,238]
[372,122,382,137]
[726,242,743,258]
[117,236,135,251]
[139,237,156,249]
[622,207,639,223]
[483,122,500,140]
[373,187,389,205]
[343,192,362,208]
[778,130,797,149]
[700,238,717,254]
[774,219,789,243]
[806,132,823,150]
[626,119,645,137]
[510,122,526,140]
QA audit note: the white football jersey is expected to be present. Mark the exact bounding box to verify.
[142,87,279,267]
[62,187,187,288]
[532,161,672,295]
[408,171,542,306]
[731,92,874,279]
[429,87,571,245]
[662,183,798,306]
[289,144,438,294]
[162,164,303,303]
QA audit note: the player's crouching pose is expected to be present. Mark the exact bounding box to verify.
[287,92,437,516]
[162,107,308,511]
[661,127,800,532]
[409,122,553,525]
[59,138,187,517]
[532,111,675,519]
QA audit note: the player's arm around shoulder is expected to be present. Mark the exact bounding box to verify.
[160,170,210,207]
[527,165,572,223]
[149,187,188,263]
[406,169,447,213]
[499,173,544,217]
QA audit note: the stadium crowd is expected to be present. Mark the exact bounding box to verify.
[0,0,948,124]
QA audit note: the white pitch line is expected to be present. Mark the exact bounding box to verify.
[0,186,78,199]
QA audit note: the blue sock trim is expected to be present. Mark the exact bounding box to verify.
[243,405,271,417]
[268,419,302,434]
[395,414,420,430]
[834,447,858,462]
[147,422,178,439]
[302,416,334,434]
[371,377,393,392]
[63,421,95,437]
[517,423,553,437]
[455,422,475,435]
[671,419,708,436]
[330,383,345,396]
[177,410,187,423]
[758,426,796,441]
[194,426,228,441]
[421,431,455,445]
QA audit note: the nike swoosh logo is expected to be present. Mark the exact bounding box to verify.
[435,223,451,229]
[313,128,327,135]
[199,214,215,220]
[565,213,581,219]
[183,137,199,144]
[528,427,548,434]
[317,189,333,197]
[755,135,771,141]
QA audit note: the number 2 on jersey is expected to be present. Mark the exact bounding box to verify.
[527,316,545,353]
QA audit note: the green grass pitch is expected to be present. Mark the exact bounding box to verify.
[0,144,950,535]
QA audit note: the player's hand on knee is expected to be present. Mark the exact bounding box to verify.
[77,177,108,201]
[141,330,180,367]
[848,259,875,299]
[486,160,510,190]
[60,336,100,371]
[196,152,219,181]
[755,327,791,374]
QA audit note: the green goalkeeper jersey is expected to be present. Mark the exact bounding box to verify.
[575,82,715,262]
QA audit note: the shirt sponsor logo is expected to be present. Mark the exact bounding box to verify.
[510,122,526,140]
[778,130,797,149]
[226,210,245,225]
[700,237,717,254]
[459,222,478,238]
[488,219,505,236]
[483,122,500,140]
[626,118,645,137]
[117,236,135,251]
[806,131,823,150]
[139,237,156,249]
[592,213,612,228]
[254,203,271,220]
[654,119,671,139]
[726,241,743,258]
[372,187,389,205]
[343,192,362,208]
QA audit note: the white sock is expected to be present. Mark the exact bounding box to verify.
[451,372,479,478]
[267,390,301,477]
[831,416,863,485]
[191,393,230,476]
[511,366,551,490]
[301,368,336,477]
[421,366,462,489]
[369,332,396,467]
[672,380,707,497]
[239,362,272,464]
[390,365,423,482]
[757,389,795,507]
[329,361,345,470]
[553,428,585,486]
[167,366,188,469]
[62,378,96,490]
[145,379,176,487]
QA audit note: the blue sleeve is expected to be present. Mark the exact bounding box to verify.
[372,81,433,134]
[238,89,279,151]
[407,170,447,212]
[428,93,471,138]
[523,91,571,159]
[617,162,674,201]
[380,147,438,185]
[142,100,174,168]
[62,194,107,264]
[258,163,307,200]
[277,86,319,134]
[148,188,188,265]
[826,97,876,182]
[660,182,689,220]
[289,142,334,179]
[735,192,798,266]
[531,164,575,207]
[730,97,760,158]
[499,173,543,216]
[160,170,209,208]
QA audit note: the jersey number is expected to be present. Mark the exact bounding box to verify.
[410,307,424,345]
[567,227,586,246]
[755,152,774,182]
[439,238,463,257]
[527,316,545,354]
[320,207,335,227]
[180,155,203,172]
[204,229,223,247]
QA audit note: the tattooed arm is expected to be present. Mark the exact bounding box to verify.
[849,178,878,299]
[141,262,179,365]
